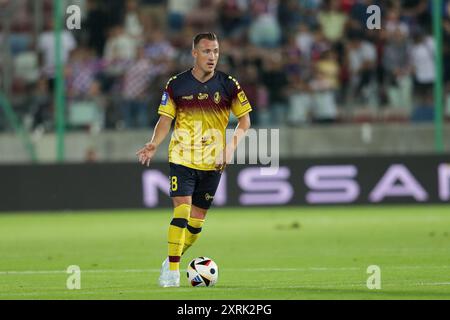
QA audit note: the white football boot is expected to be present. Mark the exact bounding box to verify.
[158,258,180,287]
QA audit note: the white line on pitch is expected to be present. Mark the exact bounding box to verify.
[0,267,358,275]
[1,265,450,275]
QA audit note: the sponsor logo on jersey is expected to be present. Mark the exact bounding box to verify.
[182,95,194,100]
[237,91,248,105]
[161,92,168,106]
[198,93,209,100]
[214,92,221,104]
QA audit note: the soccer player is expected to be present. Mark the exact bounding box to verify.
[136,32,252,287]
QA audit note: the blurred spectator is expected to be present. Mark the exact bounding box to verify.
[121,47,157,128]
[447,0,450,19]
[385,9,410,38]
[124,0,144,42]
[140,0,168,29]
[13,49,40,85]
[297,0,321,28]
[30,78,51,131]
[66,47,101,99]
[219,0,250,37]
[410,29,435,102]
[261,53,289,125]
[67,80,106,132]
[103,25,137,63]
[84,0,109,57]
[239,64,268,126]
[401,0,431,30]
[172,28,197,72]
[284,34,302,78]
[310,50,339,123]
[345,31,377,107]
[65,46,107,131]
[37,20,77,91]
[278,0,302,35]
[100,25,137,94]
[103,0,126,27]
[249,0,282,48]
[382,29,413,109]
[300,0,323,11]
[295,23,314,61]
[348,0,373,32]
[318,0,348,44]
[287,74,312,126]
[340,0,356,13]
[310,28,332,62]
[185,0,220,30]
[144,28,176,67]
[445,17,450,118]
[167,0,199,32]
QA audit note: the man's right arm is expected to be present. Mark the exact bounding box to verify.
[137,79,177,166]
[136,115,173,166]
[148,115,173,148]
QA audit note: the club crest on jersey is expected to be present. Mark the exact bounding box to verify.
[161,92,169,106]
[214,92,221,104]
[198,93,209,100]
[238,91,248,105]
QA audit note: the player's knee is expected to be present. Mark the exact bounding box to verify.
[191,212,207,220]
[171,203,191,228]
[191,207,207,220]
[172,196,191,208]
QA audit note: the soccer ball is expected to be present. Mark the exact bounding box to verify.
[187,257,218,287]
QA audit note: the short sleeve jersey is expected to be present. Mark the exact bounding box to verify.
[158,69,252,171]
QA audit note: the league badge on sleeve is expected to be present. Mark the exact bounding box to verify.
[161,92,169,106]
[237,91,248,106]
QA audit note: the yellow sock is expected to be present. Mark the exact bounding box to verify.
[168,204,191,271]
[182,217,205,255]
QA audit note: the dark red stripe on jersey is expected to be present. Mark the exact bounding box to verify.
[174,97,230,111]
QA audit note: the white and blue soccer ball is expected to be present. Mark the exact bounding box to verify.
[187,257,218,287]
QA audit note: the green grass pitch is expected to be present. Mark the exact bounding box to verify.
[0,206,449,300]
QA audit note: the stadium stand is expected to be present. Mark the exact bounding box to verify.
[0,0,449,132]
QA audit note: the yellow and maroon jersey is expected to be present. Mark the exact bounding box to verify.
[158,69,252,171]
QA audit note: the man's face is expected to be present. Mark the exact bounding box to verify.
[192,39,219,74]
